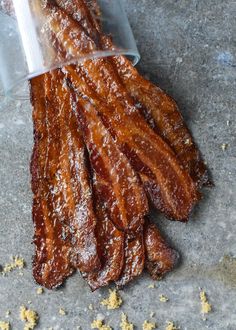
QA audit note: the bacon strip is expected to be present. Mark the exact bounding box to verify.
[44,4,200,221]
[66,64,200,221]
[82,183,125,291]
[108,53,209,187]
[116,230,145,287]
[50,70,100,273]
[144,221,179,279]
[73,93,148,232]
[59,0,209,187]
[31,74,74,289]
[31,69,101,288]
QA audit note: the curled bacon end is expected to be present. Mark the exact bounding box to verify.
[116,230,145,288]
[144,221,179,279]
[82,186,125,291]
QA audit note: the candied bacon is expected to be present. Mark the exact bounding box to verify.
[31,73,74,288]
[74,93,148,232]
[144,221,179,279]
[82,185,125,291]
[31,70,101,288]
[28,0,209,290]
[65,65,200,221]
[59,0,209,187]
[116,230,145,287]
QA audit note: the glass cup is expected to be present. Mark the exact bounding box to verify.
[0,0,140,99]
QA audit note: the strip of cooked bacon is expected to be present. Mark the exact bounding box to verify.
[43,4,200,221]
[144,221,179,279]
[82,183,125,291]
[50,70,100,273]
[31,68,101,289]
[66,64,200,221]
[59,0,209,187]
[116,230,145,287]
[31,73,74,289]
[107,51,210,188]
[72,92,148,232]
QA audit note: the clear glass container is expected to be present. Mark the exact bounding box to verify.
[0,0,140,99]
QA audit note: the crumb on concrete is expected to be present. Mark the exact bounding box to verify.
[142,320,156,330]
[166,321,179,330]
[5,311,10,318]
[200,291,212,314]
[88,304,94,311]
[150,312,155,318]
[101,289,122,310]
[120,313,134,330]
[221,143,228,151]
[159,294,169,302]
[59,308,66,316]
[20,306,38,330]
[148,284,155,289]
[36,288,44,295]
[91,319,112,330]
[0,321,10,330]
[1,256,25,275]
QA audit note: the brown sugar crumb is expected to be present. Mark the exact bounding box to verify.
[101,289,122,310]
[59,308,66,316]
[36,288,44,295]
[149,312,155,318]
[159,294,169,302]
[200,291,212,314]
[142,320,156,330]
[5,311,10,318]
[165,321,179,330]
[20,306,38,330]
[221,143,228,151]
[1,256,25,275]
[0,321,10,330]
[120,313,134,330]
[91,319,112,330]
[148,284,155,289]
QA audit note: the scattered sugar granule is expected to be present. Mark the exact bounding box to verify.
[59,308,66,316]
[2,256,25,275]
[20,306,38,330]
[120,313,134,330]
[221,143,228,151]
[5,311,10,318]
[165,321,179,330]
[184,139,191,145]
[89,304,94,310]
[148,284,155,289]
[101,289,122,310]
[150,312,155,318]
[226,120,230,126]
[36,287,44,295]
[159,295,169,302]
[0,321,10,330]
[200,291,212,314]
[91,319,112,330]
[142,320,156,330]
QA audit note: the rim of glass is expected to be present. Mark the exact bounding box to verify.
[4,49,140,100]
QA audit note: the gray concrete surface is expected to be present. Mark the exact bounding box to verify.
[0,0,236,329]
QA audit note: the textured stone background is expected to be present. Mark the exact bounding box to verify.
[0,1,236,329]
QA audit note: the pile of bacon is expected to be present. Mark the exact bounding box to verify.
[30,0,209,290]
